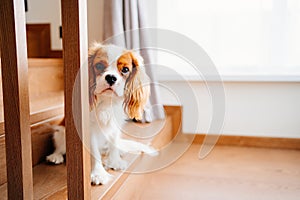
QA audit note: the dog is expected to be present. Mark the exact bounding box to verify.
[46,43,158,185]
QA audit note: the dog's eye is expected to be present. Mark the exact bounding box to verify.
[95,63,105,71]
[121,67,129,74]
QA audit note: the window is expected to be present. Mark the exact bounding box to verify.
[156,0,300,76]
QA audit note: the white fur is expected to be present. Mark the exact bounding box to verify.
[46,125,66,164]
[47,45,157,185]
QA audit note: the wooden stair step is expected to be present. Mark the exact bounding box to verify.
[0,58,64,135]
[0,91,64,135]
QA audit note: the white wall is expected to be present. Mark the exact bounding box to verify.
[25,0,104,50]
[159,80,300,138]
[148,0,300,138]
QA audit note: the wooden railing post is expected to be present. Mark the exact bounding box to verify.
[61,0,91,199]
[0,0,33,199]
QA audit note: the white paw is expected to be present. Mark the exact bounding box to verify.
[144,146,159,157]
[91,172,112,185]
[104,158,127,171]
[46,153,64,164]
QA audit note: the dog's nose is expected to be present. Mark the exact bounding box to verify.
[105,74,117,86]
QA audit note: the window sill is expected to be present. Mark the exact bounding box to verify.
[157,74,300,82]
[157,66,300,82]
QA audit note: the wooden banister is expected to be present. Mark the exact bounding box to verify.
[61,0,91,199]
[0,0,33,199]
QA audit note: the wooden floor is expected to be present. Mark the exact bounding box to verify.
[113,143,300,200]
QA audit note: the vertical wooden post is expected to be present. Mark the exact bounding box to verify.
[0,0,33,199]
[61,0,91,199]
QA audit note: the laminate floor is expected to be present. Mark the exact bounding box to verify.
[113,144,300,200]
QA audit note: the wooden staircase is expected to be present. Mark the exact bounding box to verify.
[0,58,64,190]
[0,94,181,199]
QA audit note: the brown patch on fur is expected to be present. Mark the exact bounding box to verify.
[122,51,150,120]
[88,43,108,109]
[117,51,134,73]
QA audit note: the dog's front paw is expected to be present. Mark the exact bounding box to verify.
[104,158,127,171]
[46,153,64,164]
[144,146,159,157]
[91,172,112,185]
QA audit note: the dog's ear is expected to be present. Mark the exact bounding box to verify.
[88,42,102,109]
[123,51,150,120]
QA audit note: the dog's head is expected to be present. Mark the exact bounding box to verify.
[88,43,150,120]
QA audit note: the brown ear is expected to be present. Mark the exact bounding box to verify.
[88,56,96,109]
[123,52,150,120]
[88,42,102,109]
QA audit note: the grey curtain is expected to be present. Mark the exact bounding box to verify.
[103,0,165,122]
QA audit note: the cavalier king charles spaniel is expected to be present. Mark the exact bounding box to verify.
[46,43,158,185]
